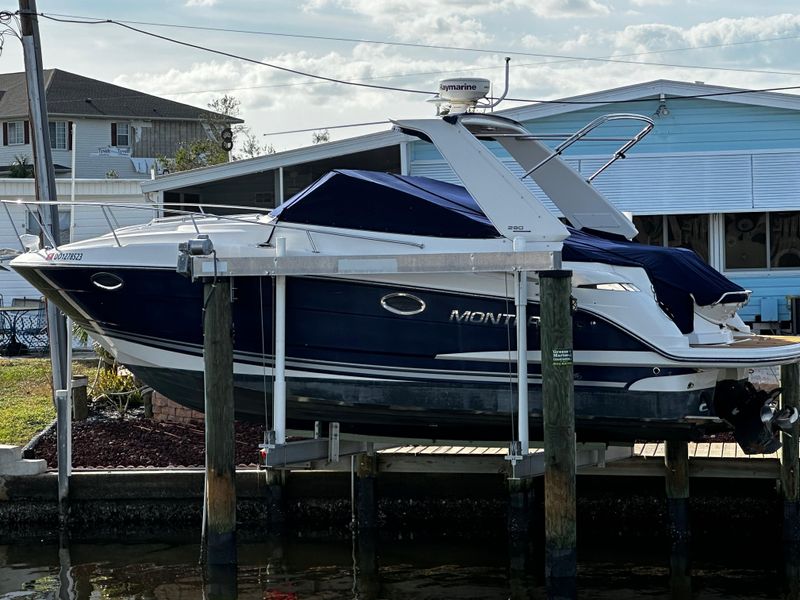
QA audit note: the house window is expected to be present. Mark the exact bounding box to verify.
[723,211,800,270]
[49,121,67,150]
[771,212,800,268]
[26,209,72,244]
[634,214,710,263]
[6,121,25,145]
[111,122,130,147]
[725,212,767,270]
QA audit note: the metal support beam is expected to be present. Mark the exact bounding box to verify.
[19,0,70,411]
[273,238,287,446]
[190,250,555,279]
[264,437,390,468]
[514,238,529,454]
[56,388,71,524]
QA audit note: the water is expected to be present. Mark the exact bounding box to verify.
[0,535,797,599]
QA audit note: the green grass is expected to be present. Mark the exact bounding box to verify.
[0,358,92,446]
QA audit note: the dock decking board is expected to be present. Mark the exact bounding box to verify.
[361,442,781,478]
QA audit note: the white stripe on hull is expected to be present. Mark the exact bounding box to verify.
[100,334,721,392]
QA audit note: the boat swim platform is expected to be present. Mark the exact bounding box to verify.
[268,441,782,480]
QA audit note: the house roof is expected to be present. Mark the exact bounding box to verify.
[140,128,408,193]
[0,69,243,123]
[140,79,800,193]
[499,79,800,122]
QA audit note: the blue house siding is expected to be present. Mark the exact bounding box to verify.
[515,99,800,155]
[752,153,800,209]
[728,275,800,323]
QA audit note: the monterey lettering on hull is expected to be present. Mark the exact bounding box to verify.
[449,309,540,326]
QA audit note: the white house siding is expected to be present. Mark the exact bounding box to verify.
[0,118,145,179]
[64,119,143,179]
[0,178,150,302]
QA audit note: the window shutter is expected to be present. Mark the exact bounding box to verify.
[24,121,30,144]
[111,122,117,147]
[2,122,7,146]
[68,121,73,150]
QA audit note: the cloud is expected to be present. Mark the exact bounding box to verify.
[185,0,217,5]
[300,0,527,45]
[531,0,611,18]
[628,0,673,6]
[609,13,800,74]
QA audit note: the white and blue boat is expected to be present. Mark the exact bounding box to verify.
[9,111,800,453]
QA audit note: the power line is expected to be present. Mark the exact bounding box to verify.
[263,83,800,137]
[27,10,800,117]
[263,120,390,136]
[35,13,434,97]
[28,10,800,106]
[39,9,800,75]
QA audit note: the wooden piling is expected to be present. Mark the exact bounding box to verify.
[71,376,88,421]
[507,477,535,540]
[664,440,690,540]
[265,468,286,531]
[539,269,576,582]
[781,362,800,542]
[355,452,378,531]
[202,279,237,566]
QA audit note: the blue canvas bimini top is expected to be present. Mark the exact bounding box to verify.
[271,169,499,238]
[272,169,747,333]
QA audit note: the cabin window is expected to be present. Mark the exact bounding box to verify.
[49,121,68,150]
[91,272,124,291]
[26,209,71,244]
[633,214,709,263]
[380,292,426,316]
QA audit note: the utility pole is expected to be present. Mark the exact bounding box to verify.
[19,0,71,519]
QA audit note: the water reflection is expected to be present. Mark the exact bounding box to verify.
[669,540,691,600]
[0,533,796,599]
[783,542,800,600]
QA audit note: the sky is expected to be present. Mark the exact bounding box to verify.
[2,1,800,152]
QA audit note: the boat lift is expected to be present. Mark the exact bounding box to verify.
[179,236,559,471]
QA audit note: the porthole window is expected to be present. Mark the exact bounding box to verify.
[91,272,124,291]
[380,292,426,316]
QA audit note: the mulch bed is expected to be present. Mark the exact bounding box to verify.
[31,405,267,469]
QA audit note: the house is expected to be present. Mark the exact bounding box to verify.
[140,79,800,331]
[0,69,241,179]
[0,69,242,304]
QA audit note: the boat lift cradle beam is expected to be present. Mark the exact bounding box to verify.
[181,244,559,471]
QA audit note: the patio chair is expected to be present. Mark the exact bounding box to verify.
[18,303,49,351]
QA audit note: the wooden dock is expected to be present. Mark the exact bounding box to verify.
[344,442,781,479]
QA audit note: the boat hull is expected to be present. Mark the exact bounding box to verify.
[16,263,722,441]
[130,363,715,442]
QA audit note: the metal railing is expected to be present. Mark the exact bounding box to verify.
[520,113,655,182]
[0,198,426,255]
